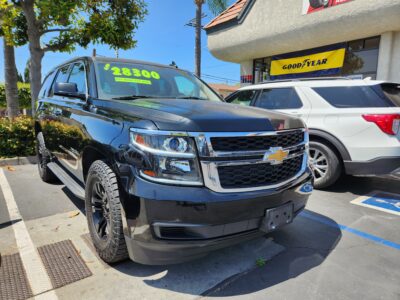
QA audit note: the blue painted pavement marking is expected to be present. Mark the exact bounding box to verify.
[362,193,400,213]
[300,210,400,251]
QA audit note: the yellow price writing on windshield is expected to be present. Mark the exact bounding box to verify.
[103,64,161,80]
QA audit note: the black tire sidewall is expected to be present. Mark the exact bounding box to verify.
[36,133,57,182]
[84,160,127,263]
[309,141,342,189]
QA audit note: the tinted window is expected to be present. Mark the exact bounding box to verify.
[374,84,400,107]
[257,88,302,109]
[313,86,395,108]
[68,63,86,94]
[39,71,55,99]
[226,90,257,106]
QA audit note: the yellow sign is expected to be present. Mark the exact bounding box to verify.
[114,77,152,85]
[103,63,161,85]
[270,48,346,76]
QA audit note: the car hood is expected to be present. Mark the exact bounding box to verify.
[99,98,304,132]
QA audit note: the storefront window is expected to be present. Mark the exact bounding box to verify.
[253,36,380,82]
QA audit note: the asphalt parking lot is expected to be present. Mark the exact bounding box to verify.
[0,164,399,300]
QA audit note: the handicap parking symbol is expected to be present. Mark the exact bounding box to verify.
[351,191,400,216]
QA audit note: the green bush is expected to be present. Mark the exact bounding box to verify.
[0,116,35,158]
[0,82,32,109]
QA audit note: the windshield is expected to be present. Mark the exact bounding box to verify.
[94,61,221,101]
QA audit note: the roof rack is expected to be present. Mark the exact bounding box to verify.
[260,77,351,84]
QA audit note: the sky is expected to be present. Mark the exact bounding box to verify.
[0,0,239,85]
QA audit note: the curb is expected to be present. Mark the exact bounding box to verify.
[0,156,37,166]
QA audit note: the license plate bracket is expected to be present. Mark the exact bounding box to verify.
[260,202,294,232]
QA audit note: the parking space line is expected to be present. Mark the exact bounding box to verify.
[0,169,58,298]
[300,210,400,251]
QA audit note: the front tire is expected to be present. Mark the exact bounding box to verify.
[85,160,128,263]
[309,141,342,189]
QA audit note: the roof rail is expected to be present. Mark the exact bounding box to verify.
[260,77,351,84]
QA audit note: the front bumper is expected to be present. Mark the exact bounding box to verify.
[120,167,313,265]
[344,156,400,176]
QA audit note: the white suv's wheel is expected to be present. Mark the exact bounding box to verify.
[309,141,342,189]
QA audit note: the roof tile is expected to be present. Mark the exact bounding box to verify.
[204,0,248,29]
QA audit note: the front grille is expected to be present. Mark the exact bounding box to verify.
[218,156,303,189]
[211,130,304,152]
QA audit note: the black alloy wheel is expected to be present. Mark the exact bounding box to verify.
[90,181,110,241]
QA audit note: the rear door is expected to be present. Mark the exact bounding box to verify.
[253,87,312,121]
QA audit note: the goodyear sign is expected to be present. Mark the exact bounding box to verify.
[270,45,346,80]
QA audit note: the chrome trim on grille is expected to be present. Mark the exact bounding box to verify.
[196,128,308,192]
[201,155,308,193]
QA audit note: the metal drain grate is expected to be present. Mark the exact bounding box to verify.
[38,240,92,289]
[0,253,33,300]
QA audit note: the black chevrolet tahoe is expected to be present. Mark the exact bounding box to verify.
[35,56,313,265]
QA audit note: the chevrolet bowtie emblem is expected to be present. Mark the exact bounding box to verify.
[263,147,289,165]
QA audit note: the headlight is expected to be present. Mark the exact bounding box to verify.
[130,129,203,185]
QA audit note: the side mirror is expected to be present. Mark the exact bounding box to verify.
[54,82,86,100]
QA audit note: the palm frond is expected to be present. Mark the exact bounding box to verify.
[207,0,228,15]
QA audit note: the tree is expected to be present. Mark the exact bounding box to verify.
[194,0,228,77]
[4,0,147,114]
[2,38,19,118]
[17,72,23,82]
[0,3,27,119]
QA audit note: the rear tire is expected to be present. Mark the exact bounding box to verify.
[36,132,58,183]
[85,160,128,264]
[309,141,342,189]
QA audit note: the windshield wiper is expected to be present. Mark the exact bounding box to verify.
[112,95,153,100]
[176,96,207,100]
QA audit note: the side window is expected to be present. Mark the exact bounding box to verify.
[226,90,257,106]
[313,86,395,108]
[55,65,70,83]
[38,71,55,99]
[50,65,70,96]
[256,88,303,110]
[68,63,86,94]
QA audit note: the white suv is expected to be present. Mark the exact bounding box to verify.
[225,78,400,188]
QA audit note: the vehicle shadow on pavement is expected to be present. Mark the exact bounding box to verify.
[110,210,341,297]
[322,175,400,195]
[61,187,86,214]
